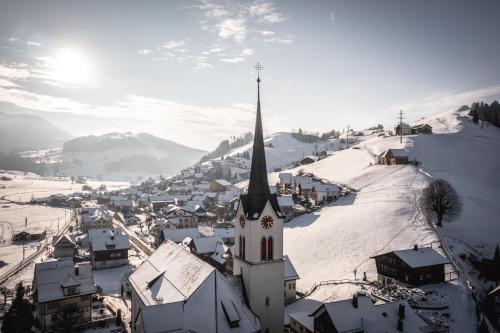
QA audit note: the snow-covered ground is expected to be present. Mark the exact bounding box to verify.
[277,110,498,331]
[0,171,128,202]
[226,132,342,171]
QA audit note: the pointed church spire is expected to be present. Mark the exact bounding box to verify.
[239,63,282,219]
[247,62,270,196]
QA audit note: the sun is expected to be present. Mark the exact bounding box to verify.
[49,48,92,85]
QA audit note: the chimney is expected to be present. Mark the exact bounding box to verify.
[413,244,418,251]
[75,266,79,276]
[397,318,404,332]
[352,294,358,308]
[398,304,405,319]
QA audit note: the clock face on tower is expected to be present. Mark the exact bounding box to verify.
[261,215,274,230]
[239,215,246,228]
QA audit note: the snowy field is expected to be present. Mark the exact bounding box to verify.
[277,110,496,331]
[0,171,128,202]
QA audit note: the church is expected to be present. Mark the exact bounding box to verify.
[128,68,288,333]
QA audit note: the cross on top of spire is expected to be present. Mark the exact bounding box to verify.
[255,62,263,82]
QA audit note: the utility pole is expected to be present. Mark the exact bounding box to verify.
[25,217,27,228]
[57,217,60,232]
[398,110,404,144]
[346,125,350,149]
[22,240,25,260]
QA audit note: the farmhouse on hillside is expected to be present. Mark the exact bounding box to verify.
[378,149,410,165]
[372,245,449,287]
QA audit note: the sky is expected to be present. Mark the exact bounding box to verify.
[1,0,500,150]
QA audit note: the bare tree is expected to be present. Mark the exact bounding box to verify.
[420,179,462,227]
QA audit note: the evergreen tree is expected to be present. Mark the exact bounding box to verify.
[2,282,35,333]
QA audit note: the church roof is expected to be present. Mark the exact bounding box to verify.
[239,74,282,220]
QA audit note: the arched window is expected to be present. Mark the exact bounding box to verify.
[239,235,242,258]
[242,236,246,259]
[260,237,267,260]
[267,236,273,260]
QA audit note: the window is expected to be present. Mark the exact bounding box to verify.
[110,252,122,258]
[242,237,246,259]
[239,236,242,258]
[267,237,273,260]
[265,296,270,306]
[261,237,267,260]
[47,301,59,310]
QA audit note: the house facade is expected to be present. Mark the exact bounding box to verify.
[372,246,449,287]
[89,229,129,269]
[33,261,96,331]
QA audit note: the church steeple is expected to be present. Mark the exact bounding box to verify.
[247,63,270,196]
[240,63,282,220]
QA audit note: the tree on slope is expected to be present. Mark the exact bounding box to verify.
[420,179,462,227]
[2,282,35,333]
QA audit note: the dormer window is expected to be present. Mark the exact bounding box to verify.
[63,286,80,296]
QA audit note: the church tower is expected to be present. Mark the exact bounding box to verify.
[233,64,284,333]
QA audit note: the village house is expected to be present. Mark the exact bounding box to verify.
[314,183,340,204]
[52,234,77,258]
[372,245,449,287]
[303,295,431,333]
[411,123,433,134]
[163,206,199,229]
[182,236,233,274]
[128,240,260,333]
[278,196,295,221]
[395,122,412,136]
[88,228,130,269]
[156,227,201,245]
[209,178,234,192]
[279,172,294,189]
[32,260,96,331]
[378,148,410,165]
[284,255,300,304]
[80,207,113,232]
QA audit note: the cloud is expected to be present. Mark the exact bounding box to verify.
[259,30,275,37]
[190,0,290,46]
[397,85,500,119]
[0,84,273,149]
[220,57,246,63]
[137,49,153,55]
[217,18,247,42]
[158,40,187,50]
[0,63,37,80]
[6,38,42,47]
[240,48,254,57]
[329,12,335,22]
[248,1,286,23]
[263,33,294,45]
[0,78,19,87]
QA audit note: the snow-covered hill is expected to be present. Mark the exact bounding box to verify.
[224,132,341,171]
[60,132,205,181]
[273,110,499,332]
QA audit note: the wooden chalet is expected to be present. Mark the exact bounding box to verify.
[372,245,449,287]
[378,149,409,165]
[411,124,433,134]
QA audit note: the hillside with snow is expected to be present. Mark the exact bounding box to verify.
[223,132,342,171]
[268,110,500,332]
[59,132,205,181]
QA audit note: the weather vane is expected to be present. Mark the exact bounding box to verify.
[255,62,263,78]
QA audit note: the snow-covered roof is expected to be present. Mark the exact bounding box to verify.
[278,195,294,207]
[162,228,200,243]
[279,172,293,183]
[130,241,260,332]
[284,255,300,281]
[289,311,313,331]
[383,148,409,157]
[213,179,232,187]
[392,247,449,268]
[315,183,340,193]
[89,228,130,252]
[190,236,223,254]
[52,233,76,247]
[34,260,96,303]
[312,296,431,333]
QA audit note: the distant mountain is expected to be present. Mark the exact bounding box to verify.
[0,111,72,153]
[60,132,206,181]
